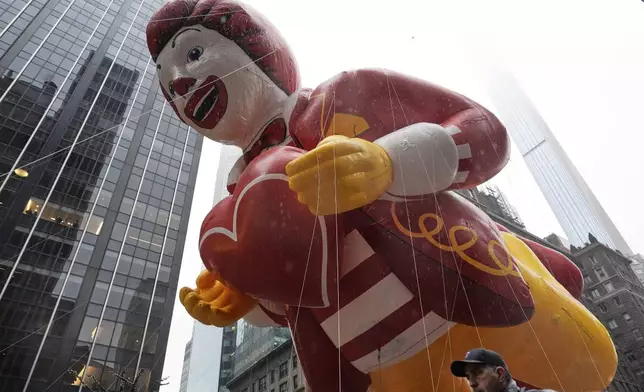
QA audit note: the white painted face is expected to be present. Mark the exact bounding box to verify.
[156,25,287,147]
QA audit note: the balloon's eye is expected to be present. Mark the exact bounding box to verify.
[169,82,175,96]
[187,46,204,63]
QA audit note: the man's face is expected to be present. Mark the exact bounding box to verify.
[464,364,507,392]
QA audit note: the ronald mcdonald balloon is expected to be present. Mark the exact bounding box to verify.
[146,1,617,391]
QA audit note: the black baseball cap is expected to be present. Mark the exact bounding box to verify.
[450,348,509,377]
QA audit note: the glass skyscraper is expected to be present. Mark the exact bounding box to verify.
[484,67,632,255]
[0,0,203,391]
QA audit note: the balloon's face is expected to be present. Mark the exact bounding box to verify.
[156,25,287,147]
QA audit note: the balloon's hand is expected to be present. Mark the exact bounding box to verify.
[179,270,257,327]
[286,135,393,216]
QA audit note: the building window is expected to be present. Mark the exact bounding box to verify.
[259,376,267,391]
[293,375,299,389]
[607,319,618,330]
[633,329,643,340]
[279,382,288,392]
[626,352,637,362]
[292,355,298,369]
[623,313,632,322]
[591,289,601,298]
[583,275,593,285]
[605,282,615,292]
[595,267,607,280]
[279,361,288,379]
[590,255,599,265]
[614,296,623,307]
[599,303,607,312]
[271,369,276,383]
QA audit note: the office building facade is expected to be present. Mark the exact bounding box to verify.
[232,321,290,377]
[179,340,192,392]
[0,0,202,391]
[483,68,632,255]
[181,320,223,392]
[226,339,305,392]
[218,324,237,392]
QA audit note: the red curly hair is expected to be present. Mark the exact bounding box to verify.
[146,0,300,95]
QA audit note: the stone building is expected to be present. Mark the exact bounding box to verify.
[574,237,644,390]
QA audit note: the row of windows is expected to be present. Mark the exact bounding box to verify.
[126,172,187,204]
[124,178,189,219]
[243,355,300,392]
[0,0,43,56]
[0,0,46,23]
[77,316,161,356]
[105,234,175,267]
[590,281,616,299]
[100,250,171,280]
[244,377,298,392]
[1,267,84,309]
[605,312,637,330]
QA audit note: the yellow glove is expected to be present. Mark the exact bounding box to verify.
[179,270,258,327]
[286,135,393,216]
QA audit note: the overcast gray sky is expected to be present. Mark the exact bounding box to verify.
[161,0,644,389]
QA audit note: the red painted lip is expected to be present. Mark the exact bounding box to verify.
[184,75,228,130]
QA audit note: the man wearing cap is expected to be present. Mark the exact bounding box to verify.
[451,349,557,392]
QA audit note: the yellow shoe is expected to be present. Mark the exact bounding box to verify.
[286,135,393,216]
[179,270,258,327]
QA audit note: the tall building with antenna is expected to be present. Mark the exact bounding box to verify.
[483,68,633,255]
[0,1,202,391]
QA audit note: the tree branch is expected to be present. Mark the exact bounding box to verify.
[130,369,146,392]
[107,368,133,386]
[68,370,98,392]
[90,375,108,392]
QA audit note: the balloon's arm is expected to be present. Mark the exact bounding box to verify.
[286,69,510,199]
[179,270,258,327]
[199,146,342,308]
